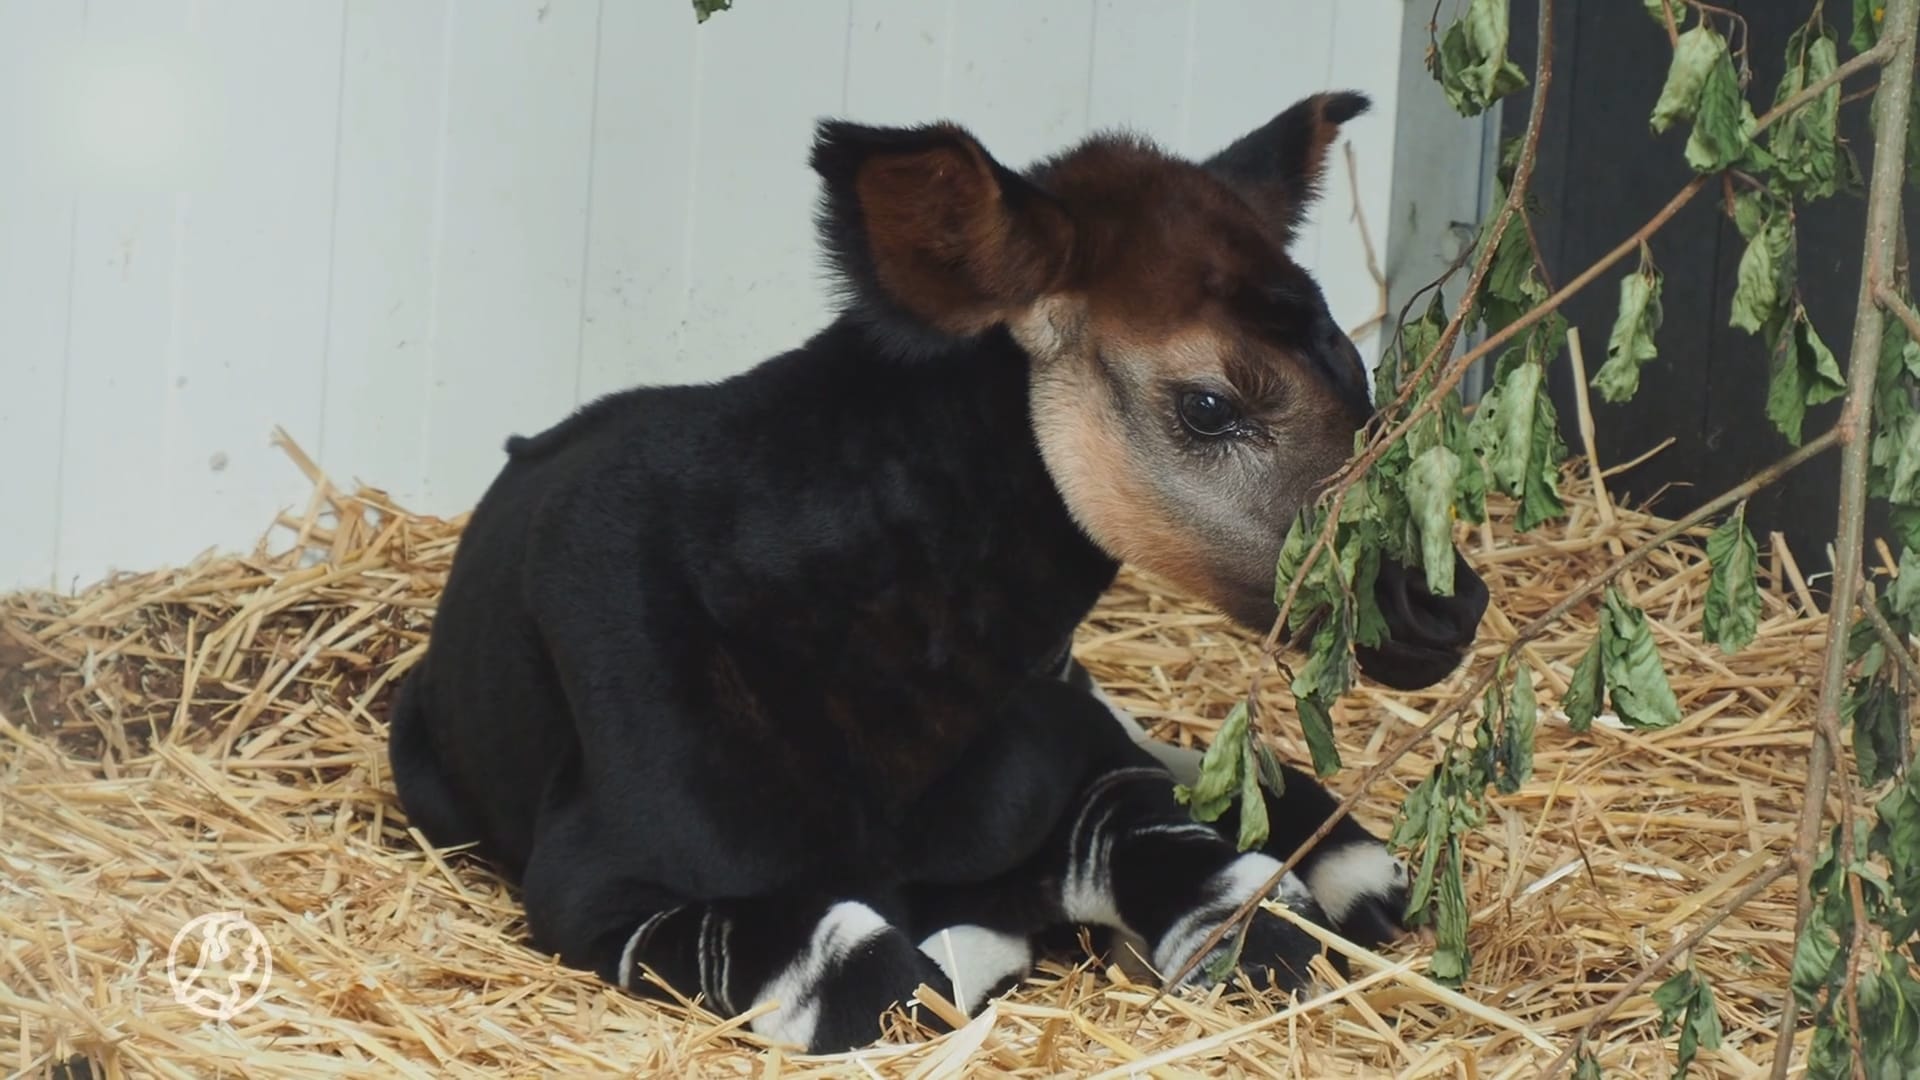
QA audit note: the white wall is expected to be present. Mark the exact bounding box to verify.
[0,0,1423,593]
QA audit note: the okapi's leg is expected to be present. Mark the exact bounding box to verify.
[1055,654,1411,951]
[908,677,1333,995]
[517,794,952,1054]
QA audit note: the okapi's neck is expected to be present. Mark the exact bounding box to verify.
[720,317,1121,692]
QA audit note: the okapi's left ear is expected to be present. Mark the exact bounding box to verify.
[1202,92,1370,245]
[810,119,1077,350]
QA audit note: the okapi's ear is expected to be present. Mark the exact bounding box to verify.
[1202,92,1370,245]
[811,120,1076,349]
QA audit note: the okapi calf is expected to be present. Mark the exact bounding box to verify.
[389,91,1489,1053]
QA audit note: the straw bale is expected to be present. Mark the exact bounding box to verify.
[0,441,1884,1078]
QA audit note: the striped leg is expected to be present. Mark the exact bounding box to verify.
[606,896,953,1052]
[1058,653,1411,951]
[1055,764,1328,992]
[518,804,952,1053]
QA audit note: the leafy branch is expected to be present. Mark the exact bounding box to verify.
[1170,3,1920,1075]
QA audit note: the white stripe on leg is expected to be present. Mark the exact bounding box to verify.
[747,901,890,1049]
[917,925,1031,1015]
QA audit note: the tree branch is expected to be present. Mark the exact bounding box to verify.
[1771,2,1920,1074]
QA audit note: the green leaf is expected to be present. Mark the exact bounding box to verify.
[1847,669,1903,787]
[1602,588,1684,729]
[1297,692,1343,777]
[1730,197,1795,335]
[1408,446,1463,596]
[1176,700,1251,822]
[1883,411,1920,505]
[1236,740,1271,851]
[1703,505,1761,653]
[1430,0,1530,118]
[1651,25,1727,135]
[1642,0,1676,26]
[1596,259,1665,403]
[1574,1050,1604,1080]
[1768,24,1844,200]
[691,0,734,21]
[1521,385,1569,532]
[1653,968,1723,1078]
[1894,548,1920,622]
[1790,917,1844,1009]
[1853,0,1885,52]
[1564,637,1604,732]
[1474,211,1548,338]
[1766,308,1845,446]
[1472,360,1545,495]
[1274,508,1337,637]
[1498,665,1537,794]
[1253,739,1289,798]
[1429,836,1471,984]
[1685,45,1763,173]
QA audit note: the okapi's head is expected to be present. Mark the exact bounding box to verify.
[811,93,1486,691]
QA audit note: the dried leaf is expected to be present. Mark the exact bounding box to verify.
[1596,260,1665,402]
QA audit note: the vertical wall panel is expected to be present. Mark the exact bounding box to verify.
[420,0,600,509]
[163,0,345,563]
[1086,0,1194,138]
[844,0,954,126]
[574,1,699,401]
[0,1,83,589]
[318,0,450,505]
[941,0,1095,169]
[52,0,195,587]
[1319,0,1407,365]
[674,1,853,376]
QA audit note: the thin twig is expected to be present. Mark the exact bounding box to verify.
[1343,141,1390,344]
[1771,3,1920,1075]
[1564,325,1617,529]
[1878,285,1920,344]
[1539,857,1795,1080]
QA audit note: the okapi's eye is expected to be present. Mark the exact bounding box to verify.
[1177,389,1240,438]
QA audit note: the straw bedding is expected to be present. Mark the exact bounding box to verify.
[1,435,1885,1079]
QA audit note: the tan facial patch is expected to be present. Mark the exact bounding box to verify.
[1028,358,1221,602]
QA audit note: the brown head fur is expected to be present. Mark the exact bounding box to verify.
[810,93,1407,635]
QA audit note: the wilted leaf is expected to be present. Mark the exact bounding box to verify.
[1475,211,1547,337]
[1176,700,1251,821]
[1564,637,1604,732]
[1498,666,1537,793]
[1573,1051,1604,1080]
[1596,260,1665,402]
[1894,548,1920,622]
[1703,505,1761,652]
[1296,692,1343,777]
[1652,25,1727,134]
[1848,669,1903,787]
[1730,198,1795,334]
[1769,24,1843,200]
[1236,742,1271,851]
[691,0,734,21]
[1653,967,1724,1078]
[1854,0,1885,52]
[1520,382,1569,531]
[1685,45,1763,172]
[1253,740,1289,797]
[1643,0,1676,26]
[1602,588,1684,728]
[1430,837,1471,984]
[1767,308,1846,445]
[1407,446,1463,596]
[1430,0,1530,118]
